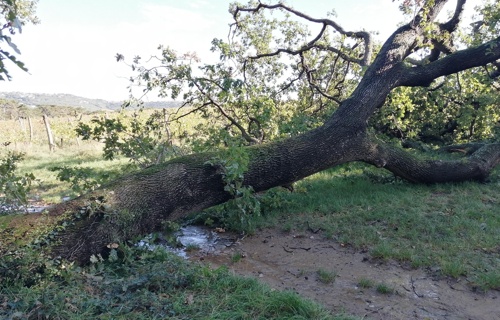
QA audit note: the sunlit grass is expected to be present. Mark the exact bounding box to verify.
[257,162,500,290]
[5,142,131,203]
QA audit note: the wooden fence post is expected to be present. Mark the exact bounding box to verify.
[28,116,34,144]
[42,114,55,152]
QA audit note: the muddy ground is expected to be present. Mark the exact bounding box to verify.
[185,227,499,320]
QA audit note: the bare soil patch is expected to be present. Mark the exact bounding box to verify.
[189,228,499,320]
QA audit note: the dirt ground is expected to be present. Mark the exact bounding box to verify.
[186,227,499,320]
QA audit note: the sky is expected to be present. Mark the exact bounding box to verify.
[1,0,469,102]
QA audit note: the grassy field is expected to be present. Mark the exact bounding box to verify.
[15,143,130,203]
[0,106,201,203]
[1,106,499,318]
[253,163,500,291]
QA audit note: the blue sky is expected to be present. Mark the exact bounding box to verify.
[1,0,466,101]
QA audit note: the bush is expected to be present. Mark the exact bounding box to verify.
[0,151,36,213]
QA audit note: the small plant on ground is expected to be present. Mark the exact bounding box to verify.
[281,220,294,233]
[358,277,375,289]
[231,251,244,263]
[317,268,337,284]
[375,283,395,294]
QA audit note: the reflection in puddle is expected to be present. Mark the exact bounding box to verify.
[138,225,236,259]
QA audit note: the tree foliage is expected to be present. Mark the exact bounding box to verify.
[0,151,35,212]
[76,108,187,168]
[0,0,39,80]
[115,0,499,151]
[371,0,500,144]
[115,1,367,151]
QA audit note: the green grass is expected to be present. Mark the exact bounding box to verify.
[317,269,337,284]
[0,245,354,320]
[375,283,395,295]
[3,142,131,203]
[231,251,244,263]
[257,162,500,291]
[357,278,375,289]
[357,277,394,295]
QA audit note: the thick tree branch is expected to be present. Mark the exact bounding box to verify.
[440,0,466,33]
[329,1,455,123]
[401,37,500,87]
[363,139,500,183]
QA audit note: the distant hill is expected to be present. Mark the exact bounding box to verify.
[0,92,180,111]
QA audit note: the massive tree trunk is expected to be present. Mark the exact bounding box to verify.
[25,0,500,264]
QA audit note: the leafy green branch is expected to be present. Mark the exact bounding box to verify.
[76,108,186,169]
[204,144,260,233]
[0,151,36,213]
[0,0,39,80]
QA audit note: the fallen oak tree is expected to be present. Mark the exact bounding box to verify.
[15,0,500,265]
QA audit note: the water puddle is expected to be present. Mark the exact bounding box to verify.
[138,225,236,258]
[0,204,49,214]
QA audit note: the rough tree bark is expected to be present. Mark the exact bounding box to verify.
[31,0,500,264]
